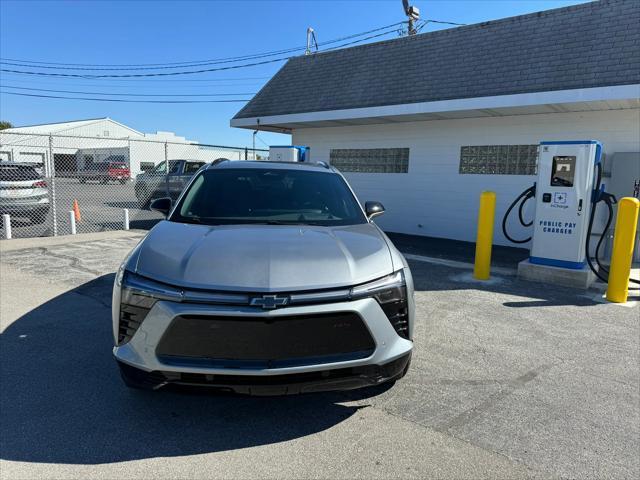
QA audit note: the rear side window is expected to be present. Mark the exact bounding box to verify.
[184,162,203,174]
[169,162,182,174]
[0,165,40,181]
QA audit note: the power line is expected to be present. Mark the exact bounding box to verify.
[322,28,403,51]
[0,56,290,78]
[424,19,467,26]
[0,18,465,82]
[254,133,271,148]
[0,26,404,79]
[0,73,270,86]
[0,22,405,71]
[2,85,257,97]
[0,91,250,103]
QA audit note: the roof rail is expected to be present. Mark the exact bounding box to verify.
[208,158,230,168]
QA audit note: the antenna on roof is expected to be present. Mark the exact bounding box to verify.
[402,0,420,36]
[305,27,318,55]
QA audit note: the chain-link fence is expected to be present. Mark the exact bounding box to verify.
[0,132,268,239]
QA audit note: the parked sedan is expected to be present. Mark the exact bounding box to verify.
[0,163,50,224]
[113,159,414,395]
[134,159,206,208]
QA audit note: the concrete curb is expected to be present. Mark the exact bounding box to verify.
[404,253,518,276]
[0,229,146,253]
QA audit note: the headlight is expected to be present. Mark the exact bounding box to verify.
[115,263,126,287]
[351,271,410,340]
[117,271,182,346]
[350,270,406,302]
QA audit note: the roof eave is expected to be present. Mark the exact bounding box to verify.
[230,84,640,131]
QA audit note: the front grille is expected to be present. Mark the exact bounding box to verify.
[156,312,375,368]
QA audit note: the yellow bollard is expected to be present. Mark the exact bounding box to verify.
[606,197,640,303]
[474,191,496,280]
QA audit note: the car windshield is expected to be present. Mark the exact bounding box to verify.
[170,168,367,226]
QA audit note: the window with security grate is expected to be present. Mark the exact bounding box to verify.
[329,148,409,173]
[459,145,538,175]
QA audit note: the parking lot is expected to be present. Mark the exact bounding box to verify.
[1,231,638,479]
[2,178,163,239]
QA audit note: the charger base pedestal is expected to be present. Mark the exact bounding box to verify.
[517,259,597,290]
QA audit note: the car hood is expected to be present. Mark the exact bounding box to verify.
[134,221,394,292]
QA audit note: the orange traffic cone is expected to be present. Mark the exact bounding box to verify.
[72,199,82,223]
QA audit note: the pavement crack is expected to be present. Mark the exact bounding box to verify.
[38,247,104,277]
[469,316,490,364]
[434,363,555,433]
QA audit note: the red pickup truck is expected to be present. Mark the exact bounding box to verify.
[78,162,131,184]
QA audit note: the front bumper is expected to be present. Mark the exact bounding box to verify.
[0,199,49,214]
[113,294,413,392]
[118,352,411,395]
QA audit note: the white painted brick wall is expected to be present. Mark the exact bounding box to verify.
[293,109,640,246]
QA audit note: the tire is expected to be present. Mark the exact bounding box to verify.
[117,361,165,391]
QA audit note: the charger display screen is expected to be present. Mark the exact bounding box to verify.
[550,156,576,187]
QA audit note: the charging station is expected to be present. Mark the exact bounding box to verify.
[529,141,601,269]
[502,139,623,288]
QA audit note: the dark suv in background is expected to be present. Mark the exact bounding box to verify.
[134,159,206,207]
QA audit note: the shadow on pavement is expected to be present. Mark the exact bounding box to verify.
[0,274,388,465]
[387,232,528,269]
[408,259,629,307]
[104,200,143,209]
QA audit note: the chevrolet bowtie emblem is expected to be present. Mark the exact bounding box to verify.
[250,294,289,309]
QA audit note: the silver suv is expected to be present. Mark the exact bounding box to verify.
[113,160,414,395]
[0,163,50,224]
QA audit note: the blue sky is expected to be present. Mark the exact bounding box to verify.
[0,0,588,148]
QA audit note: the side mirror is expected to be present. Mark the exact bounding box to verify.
[150,197,172,217]
[365,201,385,220]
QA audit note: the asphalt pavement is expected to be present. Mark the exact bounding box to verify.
[0,231,638,479]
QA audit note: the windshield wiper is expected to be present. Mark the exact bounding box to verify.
[177,216,222,226]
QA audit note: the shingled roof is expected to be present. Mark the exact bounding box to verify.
[234,0,639,120]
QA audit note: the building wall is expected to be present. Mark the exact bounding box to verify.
[61,119,142,139]
[0,134,50,172]
[293,109,640,246]
[0,119,142,173]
